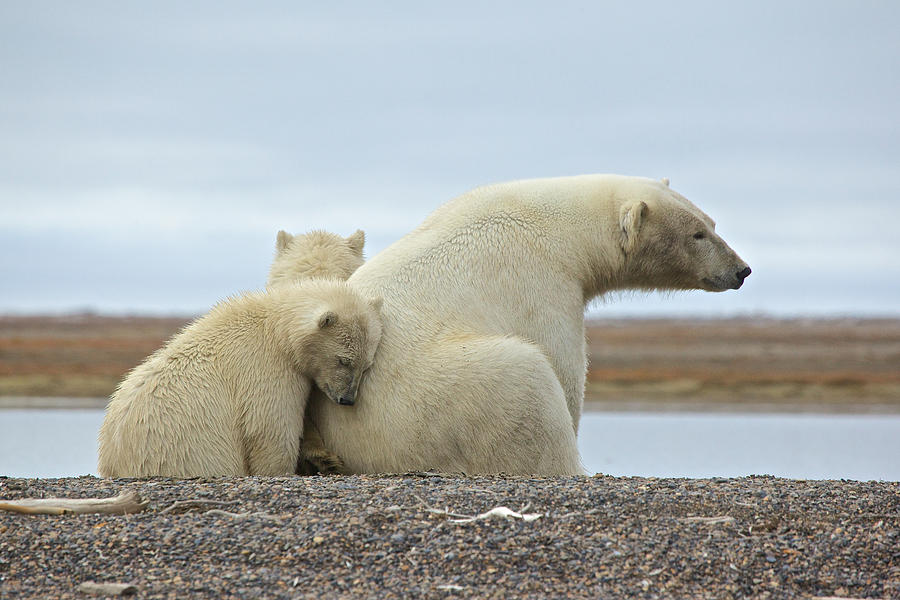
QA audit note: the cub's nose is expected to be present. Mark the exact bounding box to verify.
[736,266,752,282]
[338,395,355,406]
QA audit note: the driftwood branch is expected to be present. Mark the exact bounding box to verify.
[811,597,881,600]
[0,490,147,516]
[425,507,474,520]
[77,582,137,596]
[680,515,736,525]
[427,505,543,523]
[158,499,240,515]
[204,509,282,522]
[450,506,543,523]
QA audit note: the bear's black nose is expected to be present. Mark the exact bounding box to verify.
[338,396,355,406]
[736,266,752,281]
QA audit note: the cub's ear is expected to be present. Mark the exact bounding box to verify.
[368,296,383,313]
[275,230,293,254]
[661,177,670,187]
[620,201,649,254]
[346,229,365,256]
[317,310,338,329]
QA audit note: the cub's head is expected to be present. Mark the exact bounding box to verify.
[267,229,366,288]
[619,179,751,292]
[293,282,383,407]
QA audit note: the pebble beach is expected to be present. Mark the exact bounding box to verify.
[1,474,898,599]
[3,317,899,598]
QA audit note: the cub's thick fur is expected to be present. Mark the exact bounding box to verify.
[98,280,382,478]
[268,229,365,287]
[266,228,368,474]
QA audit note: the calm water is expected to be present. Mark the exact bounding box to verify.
[1,410,898,480]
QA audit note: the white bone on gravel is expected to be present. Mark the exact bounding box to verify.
[449,506,543,523]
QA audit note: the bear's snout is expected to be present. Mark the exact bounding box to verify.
[338,395,355,406]
[734,266,752,289]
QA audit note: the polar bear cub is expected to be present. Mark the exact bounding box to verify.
[268,229,365,287]
[97,280,382,478]
[265,228,369,474]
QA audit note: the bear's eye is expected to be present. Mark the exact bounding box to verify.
[338,357,352,368]
[693,231,706,240]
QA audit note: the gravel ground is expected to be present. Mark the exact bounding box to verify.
[1,474,898,599]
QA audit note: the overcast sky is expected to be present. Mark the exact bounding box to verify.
[1,2,898,316]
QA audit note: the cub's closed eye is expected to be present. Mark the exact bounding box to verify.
[338,357,352,367]
[693,232,706,240]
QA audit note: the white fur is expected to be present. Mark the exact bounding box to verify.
[267,229,365,288]
[266,228,370,474]
[304,174,749,476]
[97,280,382,478]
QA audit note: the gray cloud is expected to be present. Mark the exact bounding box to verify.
[1,1,898,315]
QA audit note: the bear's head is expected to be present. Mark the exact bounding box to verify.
[618,180,751,293]
[293,282,383,406]
[267,229,366,288]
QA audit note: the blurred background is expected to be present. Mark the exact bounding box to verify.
[1,2,898,478]
[1,1,898,316]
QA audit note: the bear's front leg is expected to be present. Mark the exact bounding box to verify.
[243,384,309,476]
[296,420,344,475]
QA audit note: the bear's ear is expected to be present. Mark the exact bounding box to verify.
[661,177,670,187]
[317,310,338,329]
[620,201,649,254]
[346,229,365,256]
[275,230,293,254]
[368,296,383,313]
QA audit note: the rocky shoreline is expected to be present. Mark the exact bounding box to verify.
[1,474,897,599]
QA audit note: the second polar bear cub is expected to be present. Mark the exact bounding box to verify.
[268,229,365,287]
[97,280,383,478]
[266,228,369,474]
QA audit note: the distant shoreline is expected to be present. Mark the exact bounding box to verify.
[4,316,898,413]
[0,396,108,410]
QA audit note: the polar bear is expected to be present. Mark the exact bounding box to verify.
[97,280,383,478]
[268,229,365,287]
[265,228,369,474]
[304,174,750,476]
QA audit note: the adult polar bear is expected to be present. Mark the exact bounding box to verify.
[306,174,751,475]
